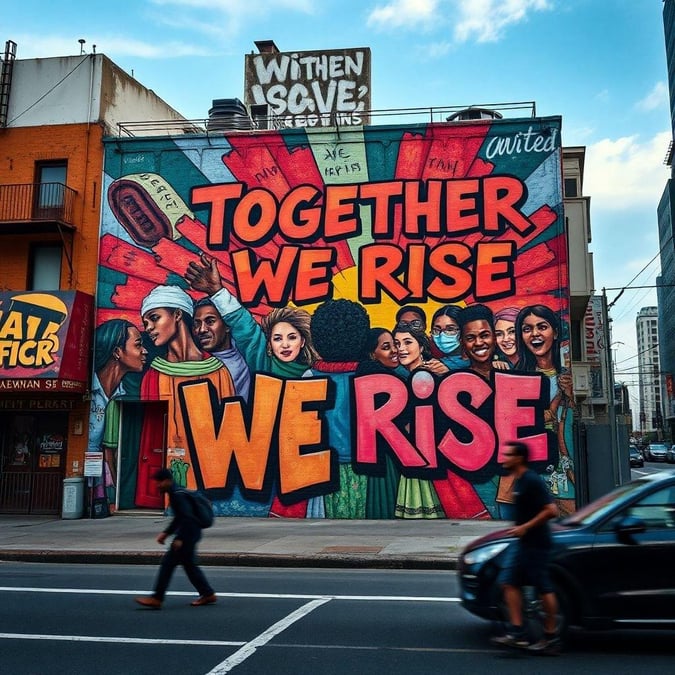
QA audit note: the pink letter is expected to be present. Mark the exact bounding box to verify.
[494,372,548,462]
[437,372,495,471]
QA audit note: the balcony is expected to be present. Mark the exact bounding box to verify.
[0,182,77,233]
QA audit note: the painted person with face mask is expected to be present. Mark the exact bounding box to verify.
[429,305,470,370]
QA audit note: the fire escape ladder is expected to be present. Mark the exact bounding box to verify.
[0,40,17,128]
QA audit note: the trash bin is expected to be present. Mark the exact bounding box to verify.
[62,476,85,519]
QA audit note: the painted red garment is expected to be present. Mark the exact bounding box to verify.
[268,496,308,518]
[434,471,491,519]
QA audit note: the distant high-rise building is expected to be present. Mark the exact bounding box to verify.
[636,307,664,436]
[659,2,675,439]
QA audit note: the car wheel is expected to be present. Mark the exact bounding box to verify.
[553,583,572,642]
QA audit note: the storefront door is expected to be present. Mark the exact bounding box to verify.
[0,413,67,514]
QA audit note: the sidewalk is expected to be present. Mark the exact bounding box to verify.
[0,514,508,569]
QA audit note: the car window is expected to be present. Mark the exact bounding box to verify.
[603,486,675,531]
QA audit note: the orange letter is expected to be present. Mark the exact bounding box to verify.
[359,244,409,302]
[482,176,535,236]
[445,178,480,233]
[231,246,299,304]
[474,241,515,301]
[359,181,403,236]
[232,188,278,244]
[427,243,473,301]
[278,379,332,494]
[324,185,359,239]
[294,248,335,302]
[191,183,243,247]
[278,185,322,240]
[179,376,282,490]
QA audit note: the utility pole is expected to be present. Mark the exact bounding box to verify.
[601,288,623,486]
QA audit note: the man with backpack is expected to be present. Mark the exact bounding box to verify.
[135,468,217,609]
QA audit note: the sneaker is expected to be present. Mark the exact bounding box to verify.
[528,634,561,654]
[491,632,530,648]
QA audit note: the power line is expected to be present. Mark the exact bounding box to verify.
[605,231,673,310]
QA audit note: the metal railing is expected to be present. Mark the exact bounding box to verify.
[116,101,538,137]
[0,471,63,514]
[0,182,77,226]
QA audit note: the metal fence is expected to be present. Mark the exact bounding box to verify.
[0,471,63,514]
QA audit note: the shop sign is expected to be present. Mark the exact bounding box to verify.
[0,291,93,390]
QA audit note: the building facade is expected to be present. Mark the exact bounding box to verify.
[636,307,665,437]
[0,43,187,515]
[659,1,675,440]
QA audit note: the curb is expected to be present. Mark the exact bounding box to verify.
[0,550,459,570]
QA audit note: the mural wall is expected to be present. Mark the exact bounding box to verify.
[92,117,575,518]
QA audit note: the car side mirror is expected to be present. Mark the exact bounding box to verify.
[615,515,646,544]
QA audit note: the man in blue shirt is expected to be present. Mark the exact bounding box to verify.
[492,441,559,651]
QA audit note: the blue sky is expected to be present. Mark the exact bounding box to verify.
[4,0,671,411]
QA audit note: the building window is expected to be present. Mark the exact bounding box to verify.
[34,161,67,220]
[29,244,62,290]
[564,177,579,198]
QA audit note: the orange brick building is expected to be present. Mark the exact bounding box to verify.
[0,43,188,515]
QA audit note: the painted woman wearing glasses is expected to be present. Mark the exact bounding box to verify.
[429,305,470,370]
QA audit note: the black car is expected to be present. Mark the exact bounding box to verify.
[629,445,644,467]
[458,471,675,638]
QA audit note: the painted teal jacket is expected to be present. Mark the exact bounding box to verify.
[209,289,309,378]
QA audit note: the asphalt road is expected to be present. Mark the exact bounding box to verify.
[1,562,674,674]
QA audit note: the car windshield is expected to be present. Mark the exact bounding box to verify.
[561,474,668,526]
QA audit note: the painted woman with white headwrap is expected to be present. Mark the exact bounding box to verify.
[136,285,235,503]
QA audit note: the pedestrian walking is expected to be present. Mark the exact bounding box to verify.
[491,441,560,652]
[135,468,217,609]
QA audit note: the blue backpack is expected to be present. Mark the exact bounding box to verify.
[180,489,214,528]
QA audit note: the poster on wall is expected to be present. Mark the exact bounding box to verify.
[244,46,371,128]
[92,115,574,520]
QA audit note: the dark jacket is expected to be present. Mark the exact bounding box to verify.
[164,484,201,543]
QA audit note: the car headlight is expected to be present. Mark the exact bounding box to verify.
[463,541,510,566]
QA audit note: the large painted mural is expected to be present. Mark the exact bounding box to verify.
[91,117,574,519]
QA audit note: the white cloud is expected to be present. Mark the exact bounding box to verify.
[584,131,671,210]
[453,0,552,43]
[367,0,439,29]
[367,0,551,43]
[636,81,669,112]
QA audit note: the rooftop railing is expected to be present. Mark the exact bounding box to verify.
[115,101,538,137]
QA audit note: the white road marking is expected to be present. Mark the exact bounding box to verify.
[0,586,460,602]
[205,598,332,674]
[0,633,244,646]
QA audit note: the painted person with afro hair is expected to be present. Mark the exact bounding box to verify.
[303,299,371,519]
